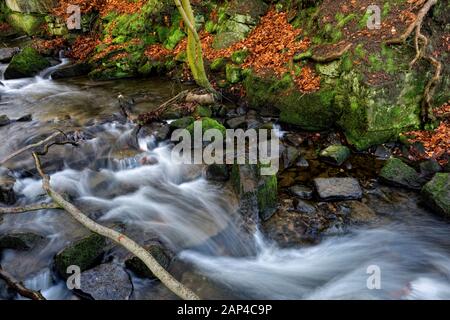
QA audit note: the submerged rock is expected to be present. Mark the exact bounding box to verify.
[294,199,316,214]
[380,157,423,190]
[0,115,11,127]
[319,145,350,166]
[0,47,19,63]
[422,173,450,218]
[0,232,45,251]
[4,47,50,79]
[419,159,442,180]
[205,164,230,182]
[51,63,92,79]
[0,171,16,205]
[314,177,363,201]
[16,114,32,122]
[125,241,171,279]
[78,263,133,300]
[54,233,106,278]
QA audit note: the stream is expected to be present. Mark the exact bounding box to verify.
[0,59,449,300]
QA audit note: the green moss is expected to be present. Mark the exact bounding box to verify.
[256,174,278,221]
[54,233,106,278]
[7,12,44,36]
[226,64,242,84]
[380,157,423,189]
[231,50,249,64]
[194,106,212,118]
[169,117,195,129]
[186,117,226,135]
[422,173,450,218]
[210,57,226,72]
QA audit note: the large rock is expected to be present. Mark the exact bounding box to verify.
[51,63,92,79]
[289,185,314,200]
[0,232,45,251]
[78,263,133,300]
[0,47,20,63]
[7,12,45,36]
[125,241,171,279]
[380,158,423,190]
[54,233,106,278]
[6,0,57,13]
[4,47,50,79]
[314,177,363,201]
[422,173,450,218]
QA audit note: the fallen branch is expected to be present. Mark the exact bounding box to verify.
[0,265,46,300]
[0,203,61,214]
[0,132,62,165]
[31,151,200,300]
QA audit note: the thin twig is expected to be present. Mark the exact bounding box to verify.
[0,203,61,214]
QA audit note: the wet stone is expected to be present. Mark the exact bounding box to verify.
[294,199,316,214]
[289,185,314,200]
[226,116,247,129]
[0,115,11,127]
[314,178,363,201]
[77,263,133,300]
[0,232,46,251]
[125,241,171,279]
[0,171,16,205]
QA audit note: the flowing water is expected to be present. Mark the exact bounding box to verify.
[0,59,449,300]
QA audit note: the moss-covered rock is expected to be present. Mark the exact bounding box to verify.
[210,57,227,72]
[54,233,106,278]
[231,50,249,64]
[212,31,243,49]
[244,72,337,131]
[422,173,450,218]
[379,157,423,190]
[319,145,351,166]
[7,12,44,35]
[193,105,212,118]
[4,47,50,79]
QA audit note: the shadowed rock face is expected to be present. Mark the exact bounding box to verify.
[5,0,57,14]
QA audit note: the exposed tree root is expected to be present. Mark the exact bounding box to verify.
[0,203,61,214]
[0,265,46,300]
[386,0,441,123]
[310,43,353,63]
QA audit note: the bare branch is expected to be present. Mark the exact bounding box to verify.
[31,152,200,300]
[0,265,46,300]
[0,203,61,214]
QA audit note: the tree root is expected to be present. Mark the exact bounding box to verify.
[310,43,353,63]
[0,265,46,300]
[25,146,200,300]
[386,0,441,123]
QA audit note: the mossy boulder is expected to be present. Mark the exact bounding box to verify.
[193,105,212,118]
[125,242,171,279]
[421,173,450,218]
[7,12,44,35]
[210,57,227,72]
[379,157,424,190]
[212,32,243,50]
[319,145,351,166]
[244,73,337,131]
[4,47,50,79]
[54,233,106,278]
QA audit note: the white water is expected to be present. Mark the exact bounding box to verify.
[1,61,450,300]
